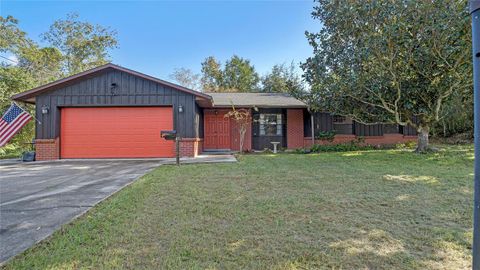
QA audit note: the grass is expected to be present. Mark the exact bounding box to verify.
[3,144,474,269]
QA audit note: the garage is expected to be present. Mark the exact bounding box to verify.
[11,64,212,160]
[60,107,174,158]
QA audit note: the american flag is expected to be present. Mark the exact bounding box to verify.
[0,103,32,147]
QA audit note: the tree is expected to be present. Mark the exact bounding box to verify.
[302,0,471,152]
[0,14,118,152]
[224,105,252,152]
[200,55,260,92]
[261,62,304,94]
[201,56,223,92]
[42,13,118,75]
[223,55,260,92]
[169,68,201,91]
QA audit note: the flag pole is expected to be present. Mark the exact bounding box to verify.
[12,101,42,125]
[470,1,480,269]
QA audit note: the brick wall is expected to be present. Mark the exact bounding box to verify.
[287,109,304,149]
[179,138,202,157]
[35,138,59,160]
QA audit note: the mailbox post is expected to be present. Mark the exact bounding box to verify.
[161,130,180,166]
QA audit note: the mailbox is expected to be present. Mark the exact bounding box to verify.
[161,130,177,140]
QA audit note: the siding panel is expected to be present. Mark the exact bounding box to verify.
[35,68,199,140]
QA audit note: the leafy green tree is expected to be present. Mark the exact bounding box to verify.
[169,68,201,91]
[223,55,260,92]
[201,56,223,92]
[302,0,471,152]
[200,55,260,92]
[0,14,118,153]
[42,13,118,75]
[261,62,304,94]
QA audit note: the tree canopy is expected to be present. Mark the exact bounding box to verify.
[42,13,118,75]
[0,14,118,149]
[200,55,260,92]
[301,0,472,151]
[261,62,304,94]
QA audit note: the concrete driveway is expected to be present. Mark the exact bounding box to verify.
[0,160,161,263]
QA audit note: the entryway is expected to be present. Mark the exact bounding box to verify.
[203,109,231,150]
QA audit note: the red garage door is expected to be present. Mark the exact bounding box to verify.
[61,107,174,158]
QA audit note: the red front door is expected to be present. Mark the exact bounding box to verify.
[204,110,230,149]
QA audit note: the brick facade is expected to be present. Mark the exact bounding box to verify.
[287,109,304,149]
[35,138,59,161]
[179,138,203,157]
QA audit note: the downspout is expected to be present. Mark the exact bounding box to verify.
[308,106,315,146]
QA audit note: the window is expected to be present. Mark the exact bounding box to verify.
[259,114,283,136]
[333,115,346,123]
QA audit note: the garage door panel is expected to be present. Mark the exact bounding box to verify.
[61,107,174,158]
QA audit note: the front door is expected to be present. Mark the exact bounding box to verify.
[204,110,231,149]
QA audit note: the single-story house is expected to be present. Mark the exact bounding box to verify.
[12,64,416,160]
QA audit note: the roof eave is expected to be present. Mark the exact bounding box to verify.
[11,63,212,102]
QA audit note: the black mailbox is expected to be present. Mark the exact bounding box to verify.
[161,130,177,140]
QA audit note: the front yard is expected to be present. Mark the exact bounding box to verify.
[4,145,474,269]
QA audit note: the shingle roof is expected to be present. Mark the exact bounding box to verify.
[208,92,307,108]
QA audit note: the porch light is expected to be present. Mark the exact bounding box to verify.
[178,105,183,113]
[41,105,49,114]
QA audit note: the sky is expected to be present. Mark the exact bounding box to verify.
[0,0,319,80]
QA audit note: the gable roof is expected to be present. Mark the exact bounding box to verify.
[208,92,307,108]
[11,63,212,103]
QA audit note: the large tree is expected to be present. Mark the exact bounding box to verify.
[169,67,201,91]
[261,62,304,94]
[0,14,118,151]
[302,0,472,152]
[200,56,223,92]
[223,55,260,92]
[200,55,260,92]
[42,13,118,75]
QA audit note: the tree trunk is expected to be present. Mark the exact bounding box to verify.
[416,126,430,153]
[239,126,246,153]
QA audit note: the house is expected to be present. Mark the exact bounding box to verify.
[12,64,416,160]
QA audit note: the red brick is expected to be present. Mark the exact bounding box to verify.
[35,138,60,160]
[179,138,202,157]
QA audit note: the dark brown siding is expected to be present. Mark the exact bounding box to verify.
[354,122,384,136]
[35,69,199,139]
[305,112,415,137]
[304,111,333,136]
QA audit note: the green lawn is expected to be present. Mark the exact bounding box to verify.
[4,145,474,269]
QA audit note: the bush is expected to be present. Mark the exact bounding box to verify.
[0,143,24,159]
[309,141,376,153]
[315,131,336,142]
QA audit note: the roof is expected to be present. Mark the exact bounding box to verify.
[11,63,212,103]
[208,92,307,108]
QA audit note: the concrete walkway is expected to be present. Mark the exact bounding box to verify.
[0,154,236,264]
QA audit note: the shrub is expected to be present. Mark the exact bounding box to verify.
[310,141,376,153]
[315,131,336,142]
